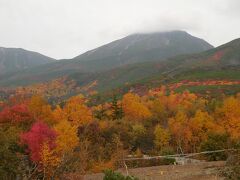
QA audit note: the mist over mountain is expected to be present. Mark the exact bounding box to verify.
[72,30,213,71]
[0,31,214,86]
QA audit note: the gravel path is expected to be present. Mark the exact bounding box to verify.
[83,161,225,180]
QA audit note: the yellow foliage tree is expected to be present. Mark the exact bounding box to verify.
[54,120,79,155]
[63,95,93,126]
[189,110,215,151]
[52,105,66,122]
[40,120,79,178]
[122,93,151,121]
[154,124,170,151]
[168,111,192,153]
[217,96,240,140]
[132,124,146,134]
[40,142,60,178]
[148,99,167,125]
[29,95,55,125]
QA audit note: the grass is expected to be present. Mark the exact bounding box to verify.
[174,70,240,81]
[174,84,240,96]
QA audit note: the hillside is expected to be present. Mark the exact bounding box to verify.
[1,38,239,101]
[67,38,240,94]
[2,35,240,97]
[72,30,213,71]
[0,31,213,86]
[0,47,55,74]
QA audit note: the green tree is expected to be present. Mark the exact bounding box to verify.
[200,133,229,161]
[0,126,22,178]
[111,95,124,120]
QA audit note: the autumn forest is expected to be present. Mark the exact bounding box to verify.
[1,85,240,178]
[1,6,240,178]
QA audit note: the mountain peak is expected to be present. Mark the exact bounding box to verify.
[73,30,213,71]
[129,30,188,36]
[0,47,55,74]
[220,38,240,48]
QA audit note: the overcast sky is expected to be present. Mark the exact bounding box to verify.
[0,0,239,59]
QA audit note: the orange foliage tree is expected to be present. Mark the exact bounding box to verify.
[189,110,215,151]
[28,96,55,125]
[168,111,192,153]
[216,96,240,140]
[122,93,151,121]
[61,95,93,126]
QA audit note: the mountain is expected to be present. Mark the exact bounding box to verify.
[67,38,240,93]
[0,36,239,98]
[0,31,213,86]
[0,47,55,74]
[72,30,213,71]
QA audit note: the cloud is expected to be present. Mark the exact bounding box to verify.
[0,0,239,59]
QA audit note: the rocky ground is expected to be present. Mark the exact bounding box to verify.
[83,161,225,180]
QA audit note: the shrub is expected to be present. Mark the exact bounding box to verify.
[200,133,229,161]
[125,158,175,168]
[103,169,138,180]
[221,152,240,179]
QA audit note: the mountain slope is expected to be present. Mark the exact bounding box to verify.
[0,31,213,86]
[68,38,240,93]
[0,47,55,74]
[2,38,238,103]
[72,30,213,71]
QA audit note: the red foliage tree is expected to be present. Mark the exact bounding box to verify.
[0,103,33,124]
[21,122,57,162]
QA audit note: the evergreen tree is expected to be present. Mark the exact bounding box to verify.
[111,95,124,120]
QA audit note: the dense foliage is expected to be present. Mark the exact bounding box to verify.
[0,87,240,179]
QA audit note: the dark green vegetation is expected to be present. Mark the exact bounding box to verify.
[0,126,21,178]
[0,47,55,75]
[125,158,175,168]
[174,84,240,96]
[103,169,138,180]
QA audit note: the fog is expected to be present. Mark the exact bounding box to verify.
[0,0,239,59]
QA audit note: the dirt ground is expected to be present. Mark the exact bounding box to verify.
[83,161,226,180]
